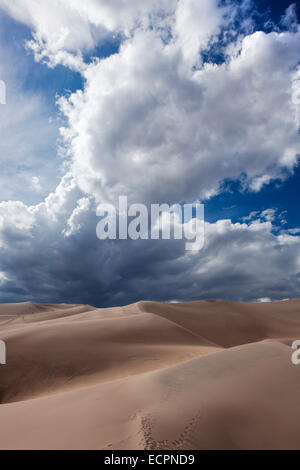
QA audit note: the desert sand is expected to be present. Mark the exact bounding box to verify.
[0,299,300,450]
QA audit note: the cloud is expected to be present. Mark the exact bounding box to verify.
[0,1,299,305]
[243,209,279,223]
[0,195,299,305]
[280,3,299,32]
[288,228,300,235]
[0,201,35,235]
[2,1,299,204]
[174,0,230,66]
[63,197,91,237]
[58,26,300,205]
[0,0,176,70]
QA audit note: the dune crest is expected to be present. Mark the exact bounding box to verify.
[0,299,300,450]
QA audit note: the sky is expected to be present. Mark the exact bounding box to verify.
[0,0,299,306]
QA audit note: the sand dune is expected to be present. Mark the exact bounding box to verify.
[0,299,300,449]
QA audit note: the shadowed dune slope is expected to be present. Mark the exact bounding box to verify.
[0,299,300,449]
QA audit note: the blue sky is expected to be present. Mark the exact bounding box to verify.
[0,0,299,306]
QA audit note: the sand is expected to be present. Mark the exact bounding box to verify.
[0,299,300,449]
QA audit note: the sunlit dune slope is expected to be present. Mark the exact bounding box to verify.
[0,299,300,449]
